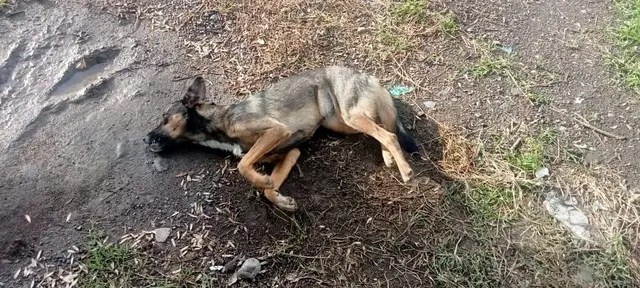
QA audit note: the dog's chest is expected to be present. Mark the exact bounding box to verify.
[197,139,244,157]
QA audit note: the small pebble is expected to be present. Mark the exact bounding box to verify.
[115,142,125,159]
[154,228,172,243]
[153,157,168,172]
[236,258,261,280]
[535,167,549,179]
[423,100,436,109]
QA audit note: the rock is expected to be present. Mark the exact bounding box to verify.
[510,87,523,96]
[115,142,125,159]
[543,192,591,241]
[535,167,549,179]
[423,100,436,109]
[236,258,261,281]
[153,157,168,172]
[154,228,172,243]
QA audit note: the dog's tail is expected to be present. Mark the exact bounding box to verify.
[395,118,419,155]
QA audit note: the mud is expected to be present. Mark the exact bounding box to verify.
[0,0,227,274]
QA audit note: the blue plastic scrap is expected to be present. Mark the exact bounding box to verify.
[387,85,414,97]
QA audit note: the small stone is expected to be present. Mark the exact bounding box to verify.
[153,157,168,172]
[535,167,549,179]
[510,87,522,96]
[423,101,436,109]
[115,142,125,159]
[154,228,172,243]
[236,258,261,281]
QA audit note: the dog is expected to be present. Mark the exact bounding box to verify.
[144,66,418,211]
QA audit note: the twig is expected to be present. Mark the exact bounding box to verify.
[295,163,304,178]
[172,74,201,82]
[391,57,430,92]
[276,253,329,260]
[573,116,627,140]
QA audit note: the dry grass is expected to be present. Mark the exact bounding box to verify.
[141,0,455,95]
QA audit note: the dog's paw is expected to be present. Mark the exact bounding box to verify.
[274,195,298,212]
[402,169,414,184]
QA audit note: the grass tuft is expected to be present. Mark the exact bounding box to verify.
[470,56,510,78]
[436,12,458,35]
[610,0,640,89]
[79,232,144,288]
[507,137,544,175]
[392,0,428,21]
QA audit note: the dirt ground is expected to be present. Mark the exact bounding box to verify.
[1,0,639,287]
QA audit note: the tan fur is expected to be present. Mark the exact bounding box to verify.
[145,66,417,211]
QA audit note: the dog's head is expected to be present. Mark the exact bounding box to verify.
[144,77,209,153]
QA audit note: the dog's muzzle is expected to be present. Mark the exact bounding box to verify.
[144,132,169,153]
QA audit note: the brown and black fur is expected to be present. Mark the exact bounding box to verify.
[144,66,418,211]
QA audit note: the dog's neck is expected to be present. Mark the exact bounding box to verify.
[192,104,244,158]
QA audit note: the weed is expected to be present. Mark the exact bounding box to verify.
[508,137,544,174]
[470,56,510,78]
[374,22,415,60]
[570,234,633,287]
[610,0,640,89]
[392,0,428,21]
[527,92,551,106]
[436,12,458,35]
[430,218,504,287]
[467,185,516,222]
[79,232,143,288]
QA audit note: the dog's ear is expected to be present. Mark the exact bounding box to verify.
[182,76,207,108]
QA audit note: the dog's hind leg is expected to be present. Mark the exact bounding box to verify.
[238,125,291,189]
[263,148,301,212]
[345,115,414,183]
[378,124,395,167]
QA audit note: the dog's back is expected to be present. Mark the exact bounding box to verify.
[242,66,417,153]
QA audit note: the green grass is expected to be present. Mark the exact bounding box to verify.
[570,234,633,287]
[79,233,142,288]
[373,22,416,60]
[610,0,640,88]
[527,92,551,106]
[466,185,515,222]
[432,241,504,287]
[507,137,544,175]
[0,0,7,8]
[392,0,428,21]
[470,56,510,78]
[436,12,458,35]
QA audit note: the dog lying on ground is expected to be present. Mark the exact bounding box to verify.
[144,66,418,211]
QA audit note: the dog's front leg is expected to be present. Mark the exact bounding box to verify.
[263,148,301,212]
[237,126,291,189]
